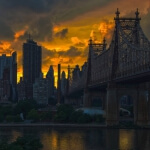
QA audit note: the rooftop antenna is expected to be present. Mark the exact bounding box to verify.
[115,8,120,19]
[135,8,139,19]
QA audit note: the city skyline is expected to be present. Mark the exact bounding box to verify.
[0,0,149,81]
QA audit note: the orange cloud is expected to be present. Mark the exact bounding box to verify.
[0,0,150,86]
[0,41,11,50]
[14,30,26,41]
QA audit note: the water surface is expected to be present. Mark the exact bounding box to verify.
[0,127,150,150]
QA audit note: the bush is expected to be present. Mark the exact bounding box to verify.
[13,100,38,118]
[6,115,14,122]
[69,110,83,123]
[39,111,52,121]
[0,105,13,118]
[77,114,92,123]
[54,104,74,123]
[0,136,43,150]
[14,115,22,122]
[0,114,4,122]
[93,114,105,123]
[27,109,39,122]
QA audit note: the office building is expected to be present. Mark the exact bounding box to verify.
[23,37,42,83]
[46,65,55,98]
[0,52,17,102]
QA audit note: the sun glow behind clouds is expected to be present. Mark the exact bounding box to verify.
[0,0,149,85]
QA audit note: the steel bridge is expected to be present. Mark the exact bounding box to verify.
[66,9,150,126]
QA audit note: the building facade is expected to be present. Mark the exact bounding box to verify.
[21,38,42,100]
[0,52,17,102]
[33,75,49,105]
[46,65,55,98]
[23,38,42,84]
[61,71,67,96]
[17,77,33,101]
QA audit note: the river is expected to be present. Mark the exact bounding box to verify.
[0,127,150,150]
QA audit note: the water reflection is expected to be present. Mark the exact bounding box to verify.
[119,130,134,150]
[0,127,150,150]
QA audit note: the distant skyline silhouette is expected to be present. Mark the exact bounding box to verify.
[0,0,149,82]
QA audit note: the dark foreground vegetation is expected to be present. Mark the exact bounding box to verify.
[54,104,105,123]
[0,136,43,150]
[0,100,105,124]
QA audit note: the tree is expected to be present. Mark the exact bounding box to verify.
[39,110,52,121]
[6,115,14,123]
[13,100,38,118]
[0,136,43,150]
[54,104,74,123]
[27,109,39,122]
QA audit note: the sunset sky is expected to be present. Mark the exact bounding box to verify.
[0,0,150,82]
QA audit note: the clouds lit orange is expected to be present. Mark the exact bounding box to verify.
[0,0,149,83]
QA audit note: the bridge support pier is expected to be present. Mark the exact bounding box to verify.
[106,83,119,126]
[83,89,92,107]
[136,84,148,126]
[147,85,150,125]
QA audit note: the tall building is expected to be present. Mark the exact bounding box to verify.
[17,77,33,101]
[72,65,81,81]
[33,74,49,105]
[23,37,42,84]
[0,52,17,101]
[46,65,54,97]
[61,71,67,96]
[57,64,61,104]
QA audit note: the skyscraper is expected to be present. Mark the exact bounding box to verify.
[23,37,42,84]
[46,65,55,98]
[0,52,17,101]
[61,71,67,96]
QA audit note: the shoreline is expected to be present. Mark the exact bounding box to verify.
[0,123,106,128]
[0,123,150,129]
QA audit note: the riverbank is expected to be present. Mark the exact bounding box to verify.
[0,123,106,128]
[0,123,150,129]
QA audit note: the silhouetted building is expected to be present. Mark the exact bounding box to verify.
[46,65,55,98]
[33,74,49,105]
[17,77,33,101]
[23,37,42,84]
[81,62,87,74]
[0,52,17,102]
[61,71,67,96]
[22,37,42,99]
[72,65,81,80]
[57,64,61,104]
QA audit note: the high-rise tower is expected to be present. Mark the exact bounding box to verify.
[46,65,55,97]
[0,52,17,101]
[23,37,42,84]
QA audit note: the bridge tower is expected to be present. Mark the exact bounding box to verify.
[83,37,107,107]
[68,8,150,126]
[106,8,149,126]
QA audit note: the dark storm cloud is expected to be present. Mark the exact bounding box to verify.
[0,21,14,41]
[141,8,150,39]
[55,28,68,39]
[0,0,54,13]
[59,46,82,57]
[74,42,86,47]
[19,16,53,41]
[42,46,87,67]
[0,0,114,42]
[43,46,82,58]
[59,58,74,64]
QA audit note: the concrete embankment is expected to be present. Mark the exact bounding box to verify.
[0,123,106,128]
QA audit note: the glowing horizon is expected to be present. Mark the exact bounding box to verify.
[0,0,149,86]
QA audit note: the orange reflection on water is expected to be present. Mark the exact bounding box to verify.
[41,130,85,150]
[119,130,134,150]
[10,130,22,143]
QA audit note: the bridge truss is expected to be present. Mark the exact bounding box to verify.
[68,9,150,94]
